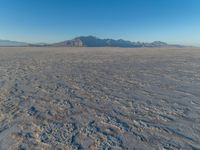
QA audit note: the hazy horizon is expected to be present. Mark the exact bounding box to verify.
[0,0,200,46]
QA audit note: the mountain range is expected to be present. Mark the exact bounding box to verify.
[52,36,174,47]
[0,40,28,47]
[0,36,186,48]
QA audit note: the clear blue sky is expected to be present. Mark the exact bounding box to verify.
[0,0,200,45]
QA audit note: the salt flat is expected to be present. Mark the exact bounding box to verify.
[0,47,200,150]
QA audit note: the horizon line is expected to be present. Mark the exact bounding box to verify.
[0,35,196,47]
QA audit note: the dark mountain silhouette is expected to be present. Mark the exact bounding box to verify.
[0,36,187,47]
[52,36,177,47]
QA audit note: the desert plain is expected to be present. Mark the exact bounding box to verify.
[0,47,200,150]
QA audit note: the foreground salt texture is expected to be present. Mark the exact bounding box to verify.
[0,47,200,150]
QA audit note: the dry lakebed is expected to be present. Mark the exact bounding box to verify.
[0,47,200,150]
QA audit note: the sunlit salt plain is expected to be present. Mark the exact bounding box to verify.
[0,47,200,149]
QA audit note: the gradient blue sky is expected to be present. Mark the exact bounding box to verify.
[0,0,200,45]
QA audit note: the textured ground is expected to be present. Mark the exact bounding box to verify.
[0,47,200,150]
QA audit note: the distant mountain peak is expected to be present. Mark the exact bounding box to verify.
[0,36,187,48]
[52,36,176,48]
[152,41,168,45]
